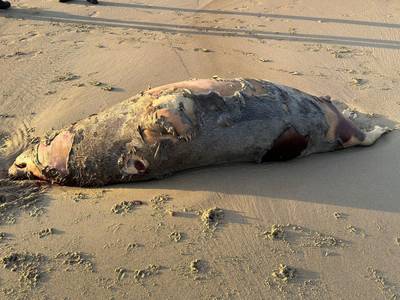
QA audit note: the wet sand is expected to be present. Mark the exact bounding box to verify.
[1,0,400,299]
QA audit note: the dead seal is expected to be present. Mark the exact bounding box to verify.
[8,78,390,186]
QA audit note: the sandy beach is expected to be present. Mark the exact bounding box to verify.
[1,0,400,299]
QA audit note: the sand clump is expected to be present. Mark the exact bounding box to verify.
[350,78,367,86]
[201,207,224,231]
[271,264,296,282]
[333,212,346,219]
[55,252,94,272]
[150,194,171,210]
[115,267,127,281]
[169,231,182,242]
[89,81,114,91]
[346,225,366,237]
[311,232,340,248]
[260,224,343,249]
[133,264,161,281]
[111,200,143,214]
[263,224,285,240]
[194,48,212,53]
[190,259,207,274]
[150,194,172,217]
[286,224,344,248]
[53,72,80,82]
[366,267,400,299]
[35,227,54,238]
[2,252,46,288]
[126,243,142,252]
[166,208,177,216]
[72,192,89,202]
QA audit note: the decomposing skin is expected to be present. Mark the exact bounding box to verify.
[8,78,390,186]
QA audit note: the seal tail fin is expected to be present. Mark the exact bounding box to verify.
[359,126,391,146]
[341,125,391,148]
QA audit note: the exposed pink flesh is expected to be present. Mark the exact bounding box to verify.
[37,131,74,176]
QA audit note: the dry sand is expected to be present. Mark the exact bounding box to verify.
[1,0,400,299]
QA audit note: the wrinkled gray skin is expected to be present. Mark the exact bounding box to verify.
[9,78,372,186]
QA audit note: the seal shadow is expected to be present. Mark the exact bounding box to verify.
[0,179,50,225]
[116,129,400,213]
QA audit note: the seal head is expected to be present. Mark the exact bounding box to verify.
[8,131,74,183]
[8,146,46,180]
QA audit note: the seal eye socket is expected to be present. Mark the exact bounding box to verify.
[15,162,27,169]
[134,160,145,172]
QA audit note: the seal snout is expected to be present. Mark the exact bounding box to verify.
[8,149,43,180]
[8,160,29,179]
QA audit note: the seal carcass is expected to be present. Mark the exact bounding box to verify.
[8,78,389,186]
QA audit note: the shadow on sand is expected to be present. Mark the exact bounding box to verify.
[115,131,400,214]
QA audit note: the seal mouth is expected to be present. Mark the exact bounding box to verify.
[8,164,36,180]
[8,166,37,180]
